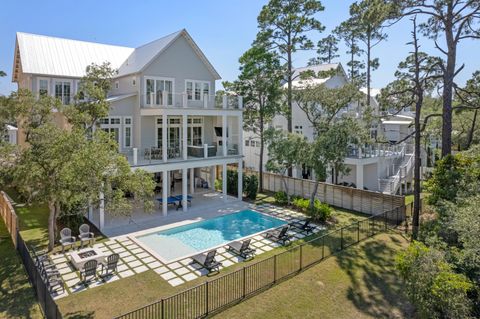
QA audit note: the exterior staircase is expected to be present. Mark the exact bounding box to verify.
[379,146,414,194]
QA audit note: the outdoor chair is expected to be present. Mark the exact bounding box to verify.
[288,219,315,234]
[191,249,222,273]
[264,225,292,246]
[47,275,65,294]
[78,224,95,248]
[30,246,50,268]
[227,239,256,259]
[100,253,120,278]
[59,228,76,253]
[80,259,98,284]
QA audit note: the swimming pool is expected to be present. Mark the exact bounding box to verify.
[134,210,286,263]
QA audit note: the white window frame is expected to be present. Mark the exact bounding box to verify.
[37,77,50,97]
[99,116,122,150]
[144,76,175,106]
[53,79,73,105]
[185,80,210,101]
[123,117,132,148]
[187,117,204,146]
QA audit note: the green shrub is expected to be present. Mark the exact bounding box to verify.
[226,170,238,196]
[274,191,288,205]
[243,174,258,200]
[292,197,332,222]
[214,179,222,191]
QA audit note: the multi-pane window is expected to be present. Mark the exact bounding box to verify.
[38,79,49,96]
[187,117,203,146]
[145,78,173,106]
[55,80,71,104]
[124,117,132,148]
[186,80,210,101]
[294,125,303,135]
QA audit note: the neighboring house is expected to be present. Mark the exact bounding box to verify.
[12,30,244,229]
[2,125,17,144]
[244,63,413,195]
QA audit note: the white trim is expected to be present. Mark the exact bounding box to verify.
[53,78,73,104]
[123,116,133,148]
[185,79,210,101]
[37,77,50,97]
[144,76,175,106]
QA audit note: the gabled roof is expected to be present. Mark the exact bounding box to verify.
[13,29,220,82]
[285,63,347,88]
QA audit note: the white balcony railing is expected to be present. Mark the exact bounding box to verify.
[141,92,243,110]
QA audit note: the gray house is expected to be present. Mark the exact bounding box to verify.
[12,30,244,230]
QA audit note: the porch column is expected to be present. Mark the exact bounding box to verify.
[99,189,105,231]
[182,115,188,160]
[222,163,227,202]
[182,168,188,212]
[237,160,243,200]
[162,170,168,216]
[190,168,195,194]
[162,114,167,162]
[237,115,243,156]
[222,115,227,156]
[210,165,216,190]
[356,164,364,190]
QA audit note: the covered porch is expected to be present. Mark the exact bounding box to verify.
[87,159,244,236]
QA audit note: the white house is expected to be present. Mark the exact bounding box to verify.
[2,125,17,145]
[12,30,244,230]
[244,63,413,195]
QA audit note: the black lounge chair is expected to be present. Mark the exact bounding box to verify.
[100,253,120,278]
[227,239,256,259]
[80,260,98,284]
[191,250,222,273]
[289,219,315,234]
[264,226,292,245]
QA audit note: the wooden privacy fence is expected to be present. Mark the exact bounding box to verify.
[0,190,18,247]
[246,170,405,215]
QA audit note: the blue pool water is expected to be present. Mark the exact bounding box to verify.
[135,210,286,262]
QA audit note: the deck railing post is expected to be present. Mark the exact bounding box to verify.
[205,281,209,316]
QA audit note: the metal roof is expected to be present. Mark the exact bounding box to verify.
[106,93,137,102]
[292,63,342,79]
[13,29,221,81]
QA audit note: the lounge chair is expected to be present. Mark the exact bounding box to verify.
[288,219,315,234]
[156,196,180,209]
[46,273,65,294]
[264,225,292,245]
[79,224,95,248]
[59,228,76,253]
[173,195,193,210]
[100,253,119,278]
[227,239,256,259]
[191,250,222,273]
[80,260,98,284]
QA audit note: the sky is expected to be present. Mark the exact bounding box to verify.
[1,0,480,96]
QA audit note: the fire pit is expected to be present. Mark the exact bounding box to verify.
[70,247,106,270]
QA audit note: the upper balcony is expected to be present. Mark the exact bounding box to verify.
[140,92,242,110]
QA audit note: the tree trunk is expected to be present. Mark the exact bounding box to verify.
[281,175,290,205]
[412,94,423,240]
[48,201,56,251]
[259,112,264,192]
[441,12,456,157]
[366,29,371,107]
[465,109,478,150]
[309,180,320,212]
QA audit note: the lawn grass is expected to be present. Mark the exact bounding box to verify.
[213,232,413,319]
[0,217,43,319]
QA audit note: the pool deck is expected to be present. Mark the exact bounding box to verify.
[46,203,326,300]
[91,190,247,237]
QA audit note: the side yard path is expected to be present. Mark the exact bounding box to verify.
[0,217,43,319]
[213,232,413,319]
